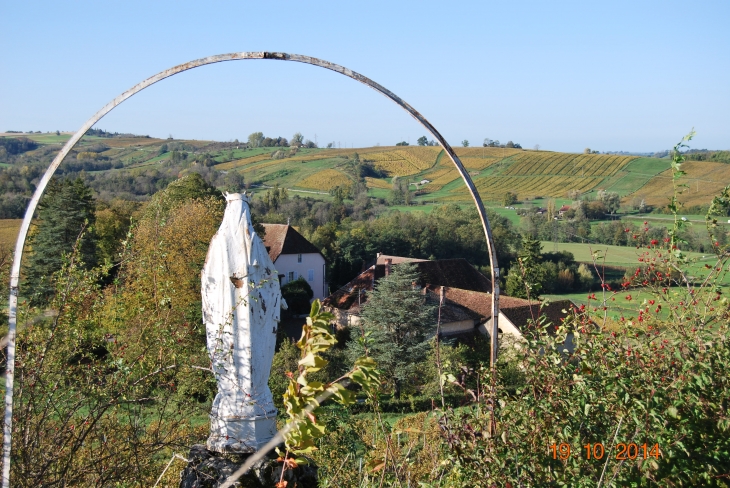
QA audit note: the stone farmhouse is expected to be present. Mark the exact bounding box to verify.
[261,224,327,300]
[323,254,575,351]
[322,254,491,328]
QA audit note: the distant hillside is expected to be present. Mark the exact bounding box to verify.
[1,133,727,217]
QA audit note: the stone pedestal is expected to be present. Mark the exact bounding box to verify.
[179,445,318,488]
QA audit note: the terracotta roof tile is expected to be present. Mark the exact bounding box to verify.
[261,224,323,262]
[435,287,532,320]
[375,255,428,265]
[323,257,492,311]
[499,300,575,335]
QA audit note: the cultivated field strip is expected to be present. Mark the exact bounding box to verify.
[216,153,273,170]
[459,157,501,170]
[365,147,441,176]
[445,175,604,200]
[298,169,353,191]
[503,152,636,178]
[0,219,21,248]
[453,147,522,159]
[365,177,392,190]
[422,168,461,190]
[629,161,730,208]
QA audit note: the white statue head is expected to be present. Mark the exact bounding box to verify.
[224,192,251,204]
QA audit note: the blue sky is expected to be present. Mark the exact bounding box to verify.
[1,0,728,152]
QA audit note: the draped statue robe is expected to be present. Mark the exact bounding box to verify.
[202,193,282,452]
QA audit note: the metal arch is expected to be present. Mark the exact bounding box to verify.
[2,51,501,485]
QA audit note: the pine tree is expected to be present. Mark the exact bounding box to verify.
[24,178,97,306]
[347,262,435,399]
[505,235,545,299]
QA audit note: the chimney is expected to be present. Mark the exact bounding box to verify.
[385,258,392,277]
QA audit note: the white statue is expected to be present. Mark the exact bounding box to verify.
[202,193,284,452]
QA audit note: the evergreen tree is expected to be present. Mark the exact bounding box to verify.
[505,235,545,299]
[346,262,435,399]
[25,178,97,305]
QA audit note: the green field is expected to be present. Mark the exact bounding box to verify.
[542,239,730,320]
[543,289,671,321]
[599,157,671,196]
[540,240,706,266]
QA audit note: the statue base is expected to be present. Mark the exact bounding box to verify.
[179,445,318,488]
[207,414,278,453]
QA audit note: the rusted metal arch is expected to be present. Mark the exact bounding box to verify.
[2,52,501,486]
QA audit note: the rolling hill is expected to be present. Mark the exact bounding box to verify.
[2,132,727,212]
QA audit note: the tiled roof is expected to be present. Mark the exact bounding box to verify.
[423,288,481,323]
[375,255,428,265]
[323,258,492,311]
[437,288,574,335]
[434,287,532,320]
[261,224,323,263]
[499,300,575,335]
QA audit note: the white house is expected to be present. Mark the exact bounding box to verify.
[261,224,327,300]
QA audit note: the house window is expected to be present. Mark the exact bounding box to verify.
[297,253,302,263]
[308,269,314,282]
[288,271,296,282]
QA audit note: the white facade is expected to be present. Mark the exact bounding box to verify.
[440,319,477,335]
[274,252,327,300]
[479,311,524,340]
[479,311,574,354]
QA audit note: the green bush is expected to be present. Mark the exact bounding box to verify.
[281,276,314,314]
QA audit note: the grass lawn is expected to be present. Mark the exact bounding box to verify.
[487,206,522,225]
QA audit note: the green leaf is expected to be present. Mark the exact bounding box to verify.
[310,299,321,317]
[298,352,327,372]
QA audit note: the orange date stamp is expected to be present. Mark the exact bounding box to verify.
[549,442,661,460]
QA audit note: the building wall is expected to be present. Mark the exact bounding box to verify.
[440,319,476,335]
[479,312,523,339]
[274,252,327,300]
[478,312,575,354]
